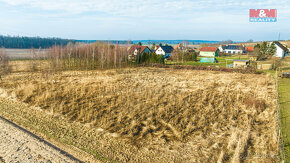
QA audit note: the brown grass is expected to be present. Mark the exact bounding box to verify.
[0,67,279,162]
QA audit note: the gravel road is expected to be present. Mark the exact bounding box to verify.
[0,116,82,163]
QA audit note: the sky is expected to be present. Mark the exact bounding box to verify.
[0,0,289,41]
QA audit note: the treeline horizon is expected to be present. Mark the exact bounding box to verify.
[0,35,76,49]
[1,35,288,49]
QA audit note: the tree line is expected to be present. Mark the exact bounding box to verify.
[27,43,166,72]
[0,35,76,49]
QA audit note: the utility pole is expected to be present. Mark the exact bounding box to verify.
[278,32,280,41]
[148,40,151,48]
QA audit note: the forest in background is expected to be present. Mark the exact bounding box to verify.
[0,35,76,49]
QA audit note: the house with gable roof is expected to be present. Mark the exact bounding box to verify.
[270,41,289,57]
[199,47,219,57]
[219,45,246,54]
[128,45,151,60]
[155,46,174,58]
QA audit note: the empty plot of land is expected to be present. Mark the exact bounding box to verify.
[0,68,279,162]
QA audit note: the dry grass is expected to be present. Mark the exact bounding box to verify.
[0,68,279,162]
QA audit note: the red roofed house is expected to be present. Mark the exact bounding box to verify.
[246,47,254,52]
[128,45,151,60]
[199,47,219,57]
[174,43,185,50]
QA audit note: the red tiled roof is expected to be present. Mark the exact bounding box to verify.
[129,45,149,54]
[174,43,183,49]
[200,47,217,52]
[155,45,160,50]
[246,47,254,52]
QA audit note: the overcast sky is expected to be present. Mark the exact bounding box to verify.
[0,0,289,41]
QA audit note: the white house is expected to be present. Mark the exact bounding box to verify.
[155,46,174,58]
[270,41,288,58]
[219,45,245,54]
[218,45,225,52]
[199,47,219,57]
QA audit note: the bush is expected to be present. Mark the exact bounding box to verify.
[183,52,198,61]
[183,52,192,61]
[139,53,164,64]
[141,52,149,63]
[158,55,165,64]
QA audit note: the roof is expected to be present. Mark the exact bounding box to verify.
[246,47,254,52]
[233,60,250,62]
[273,41,288,51]
[200,57,217,63]
[219,45,226,50]
[129,45,151,54]
[174,43,183,49]
[200,47,217,52]
[224,45,242,50]
[187,49,195,52]
[160,46,174,53]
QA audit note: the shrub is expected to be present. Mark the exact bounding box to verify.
[138,53,164,64]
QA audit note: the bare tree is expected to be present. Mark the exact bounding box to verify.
[21,42,136,73]
[172,49,183,63]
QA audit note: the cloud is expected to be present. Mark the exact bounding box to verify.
[0,0,289,40]
[0,0,289,17]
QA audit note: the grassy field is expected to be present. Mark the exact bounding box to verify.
[4,49,48,60]
[278,75,290,162]
[0,67,279,162]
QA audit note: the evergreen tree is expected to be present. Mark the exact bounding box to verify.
[159,55,165,64]
[268,42,277,56]
[254,42,277,61]
[192,52,197,61]
[151,43,156,50]
[141,52,148,63]
[0,35,75,48]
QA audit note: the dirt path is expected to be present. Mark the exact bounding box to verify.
[0,116,82,163]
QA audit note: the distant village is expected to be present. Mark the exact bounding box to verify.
[128,41,290,69]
